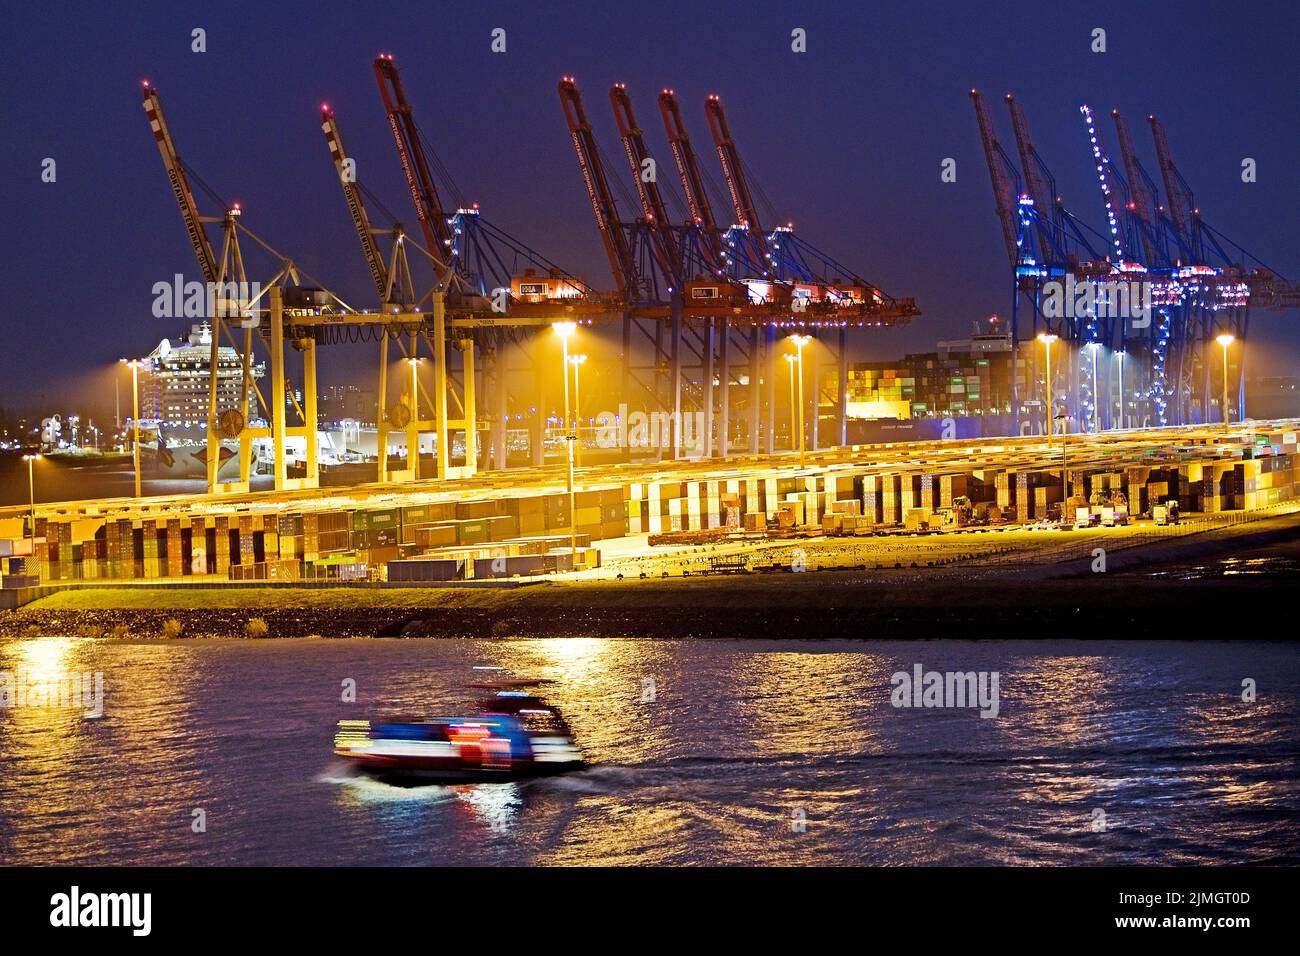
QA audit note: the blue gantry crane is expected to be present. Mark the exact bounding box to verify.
[973,89,1299,434]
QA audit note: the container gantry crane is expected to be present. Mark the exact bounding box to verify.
[703,93,919,448]
[320,104,418,309]
[373,54,455,283]
[658,89,728,276]
[144,80,321,494]
[974,88,1298,433]
[1084,104,1297,426]
[612,83,781,458]
[704,93,778,285]
[1141,111,1298,422]
[561,76,693,458]
[608,82,689,456]
[660,88,771,455]
[322,102,450,482]
[973,91,1113,435]
[564,78,790,459]
[371,56,619,474]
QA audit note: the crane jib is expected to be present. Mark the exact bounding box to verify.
[166,166,215,284]
[389,115,427,224]
[343,182,387,295]
[571,132,608,233]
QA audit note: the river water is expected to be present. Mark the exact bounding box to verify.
[0,636,1296,865]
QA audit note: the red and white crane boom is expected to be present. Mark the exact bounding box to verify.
[658,89,725,273]
[703,94,772,271]
[609,83,682,285]
[142,81,219,284]
[558,76,637,299]
[321,105,392,304]
[373,54,454,280]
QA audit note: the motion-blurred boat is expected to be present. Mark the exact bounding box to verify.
[333,680,584,783]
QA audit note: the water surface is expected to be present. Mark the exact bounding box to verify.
[0,636,1295,865]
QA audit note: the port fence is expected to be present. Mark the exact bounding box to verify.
[990,500,1300,569]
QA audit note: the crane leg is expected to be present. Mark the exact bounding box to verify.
[460,336,476,476]
[764,326,776,455]
[377,332,389,483]
[303,338,318,485]
[719,318,730,457]
[838,326,848,447]
[493,332,508,470]
[669,296,682,460]
[749,327,760,453]
[433,306,448,481]
[271,289,288,491]
[703,317,715,458]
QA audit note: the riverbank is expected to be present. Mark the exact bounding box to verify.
[4,513,1298,640]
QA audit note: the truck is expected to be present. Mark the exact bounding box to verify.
[1152,499,1180,526]
[936,496,974,529]
[1092,488,1130,527]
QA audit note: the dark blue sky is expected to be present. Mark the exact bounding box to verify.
[2,0,1297,413]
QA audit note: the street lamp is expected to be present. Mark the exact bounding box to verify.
[783,353,798,451]
[406,356,422,471]
[120,358,144,498]
[568,353,587,467]
[21,453,41,541]
[790,334,811,465]
[1037,333,1058,438]
[1056,411,1070,514]
[552,321,579,565]
[1216,333,1234,430]
[1116,349,1126,430]
[407,356,421,417]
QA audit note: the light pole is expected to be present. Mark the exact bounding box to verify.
[406,356,422,471]
[1216,333,1234,431]
[1037,333,1058,438]
[1057,412,1070,510]
[1086,343,1100,433]
[121,358,143,498]
[552,321,578,565]
[1116,349,1125,430]
[784,353,798,452]
[790,334,811,464]
[568,353,587,467]
[22,453,41,541]
[408,356,420,417]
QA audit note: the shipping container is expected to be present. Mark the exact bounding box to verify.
[387,557,469,582]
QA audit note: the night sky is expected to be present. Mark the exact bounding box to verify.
[2,0,1297,416]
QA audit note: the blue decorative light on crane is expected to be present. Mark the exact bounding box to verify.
[1080,105,1124,262]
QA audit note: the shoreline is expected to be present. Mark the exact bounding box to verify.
[3,514,1298,641]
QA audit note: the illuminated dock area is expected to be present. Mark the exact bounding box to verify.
[2,420,1297,590]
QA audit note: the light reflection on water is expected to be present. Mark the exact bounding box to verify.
[0,636,1296,866]
[1147,555,1300,580]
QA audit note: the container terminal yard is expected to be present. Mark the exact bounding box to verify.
[3,419,1298,605]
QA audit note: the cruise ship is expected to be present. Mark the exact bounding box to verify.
[138,324,265,480]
